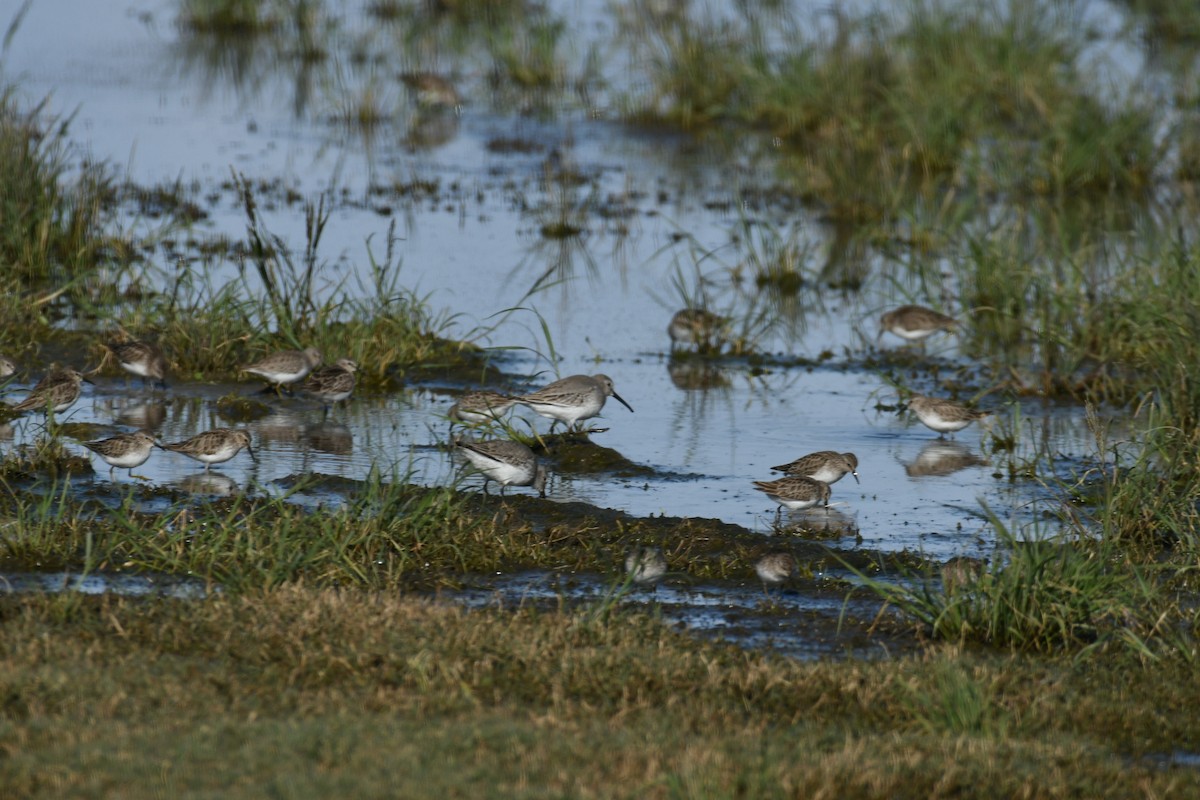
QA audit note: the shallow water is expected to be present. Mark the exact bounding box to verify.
[1,1,1138,632]
[454,570,917,660]
[0,569,212,600]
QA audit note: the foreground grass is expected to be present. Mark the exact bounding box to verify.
[0,475,876,592]
[2,587,1198,797]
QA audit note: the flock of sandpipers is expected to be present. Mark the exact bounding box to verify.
[0,303,988,590]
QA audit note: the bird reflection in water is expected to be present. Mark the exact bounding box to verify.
[175,472,239,497]
[305,422,353,456]
[904,441,988,478]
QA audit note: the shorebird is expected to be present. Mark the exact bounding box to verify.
[941,556,986,593]
[755,551,798,596]
[448,390,517,428]
[770,451,859,485]
[907,395,991,438]
[667,308,726,351]
[303,358,358,420]
[515,374,633,433]
[401,72,461,111]
[752,475,832,519]
[162,428,255,471]
[82,430,159,479]
[241,347,322,394]
[625,545,668,586]
[878,304,957,344]
[11,368,88,417]
[455,438,547,497]
[105,340,168,390]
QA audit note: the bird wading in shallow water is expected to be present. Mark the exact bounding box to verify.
[83,430,159,479]
[907,395,991,438]
[755,551,798,597]
[401,72,461,112]
[448,390,518,429]
[455,438,547,497]
[770,451,859,485]
[11,368,88,417]
[105,339,168,390]
[668,308,726,351]
[752,475,832,520]
[878,305,957,344]
[241,347,322,394]
[163,428,255,471]
[515,374,633,433]
[303,358,358,421]
[625,545,668,586]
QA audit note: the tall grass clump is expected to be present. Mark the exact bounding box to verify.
[134,182,478,384]
[942,218,1200,410]
[624,1,1160,218]
[859,518,1156,655]
[0,88,118,293]
[178,0,285,34]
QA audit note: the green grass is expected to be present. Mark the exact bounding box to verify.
[161,187,478,385]
[622,1,1159,219]
[861,521,1155,654]
[7,5,1200,794]
[2,587,1199,797]
[178,0,286,34]
[0,470,877,593]
[0,89,482,387]
[0,89,123,298]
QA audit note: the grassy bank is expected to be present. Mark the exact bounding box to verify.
[2,587,1198,797]
[0,91,483,386]
[0,473,885,592]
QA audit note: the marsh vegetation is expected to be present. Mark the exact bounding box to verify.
[5,0,1200,795]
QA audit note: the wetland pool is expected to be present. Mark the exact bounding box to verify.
[0,0,1136,653]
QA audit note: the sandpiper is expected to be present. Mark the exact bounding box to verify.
[11,368,87,416]
[455,438,547,497]
[515,374,633,433]
[106,340,168,389]
[752,475,831,517]
[755,551,798,592]
[82,430,158,478]
[879,305,957,343]
[668,308,725,351]
[401,72,461,111]
[908,395,990,438]
[448,390,517,427]
[625,545,668,586]
[770,451,859,484]
[303,358,358,419]
[241,347,322,394]
[163,428,255,471]
[941,556,986,593]
[0,355,15,379]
